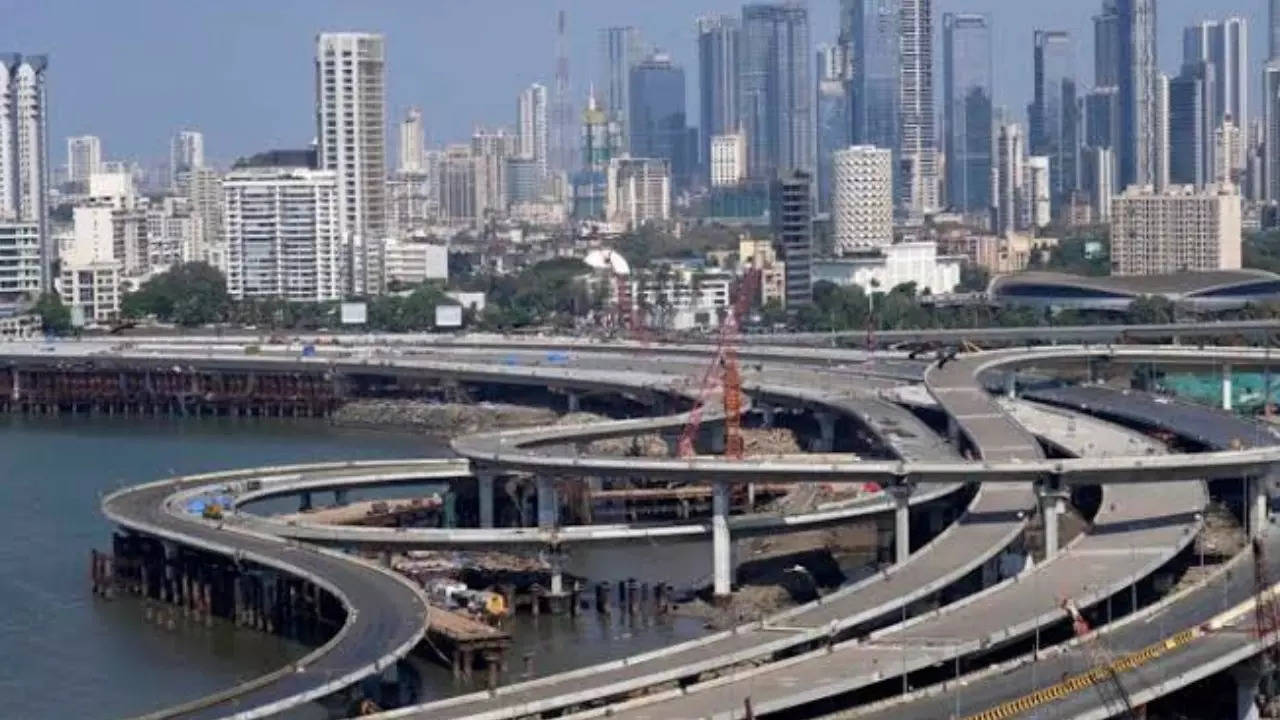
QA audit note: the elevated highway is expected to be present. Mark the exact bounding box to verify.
[60,338,1280,719]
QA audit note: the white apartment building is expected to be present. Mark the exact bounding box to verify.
[0,221,41,305]
[145,197,201,269]
[832,146,893,252]
[995,123,1024,235]
[710,133,747,187]
[66,135,102,183]
[1111,184,1242,276]
[812,241,963,296]
[517,84,549,176]
[384,236,448,287]
[606,157,670,229]
[59,262,121,324]
[399,108,425,174]
[175,166,225,272]
[0,55,50,292]
[631,266,732,330]
[1024,155,1051,230]
[316,32,388,295]
[222,167,341,302]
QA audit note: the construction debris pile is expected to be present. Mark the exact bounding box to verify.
[333,399,558,435]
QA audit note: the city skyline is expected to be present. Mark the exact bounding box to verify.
[3,0,1269,165]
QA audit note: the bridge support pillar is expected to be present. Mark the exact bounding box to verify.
[760,405,776,429]
[536,476,558,529]
[1038,488,1066,559]
[888,485,912,564]
[1004,371,1017,399]
[566,391,581,414]
[10,369,19,401]
[712,481,732,599]
[477,471,496,529]
[813,411,836,453]
[333,488,348,506]
[1224,363,1235,412]
[1249,474,1270,538]
[1232,661,1262,720]
[299,491,312,512]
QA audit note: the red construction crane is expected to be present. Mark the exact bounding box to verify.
[677,269,758,459]
[1061,598,1138,717]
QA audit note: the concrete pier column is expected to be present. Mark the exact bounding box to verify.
[760,405,776,429]
[813,411,836,453]
[333,488,348,506]
[536,476,558,530]
[1004,371,1017,399]
[1232,662,1262,720]
[1224,363,1235,411]
[566,391,580,414]
[1249,475,1270,538]
[1038,489,1066,559]
[299,491,312,512]
[712,481,732,599]
[548,550,564,597]
[10,369,19,401]
[477,470,496,528]
[887,485,912,564]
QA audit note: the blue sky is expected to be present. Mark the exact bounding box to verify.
[0,0,1268,166]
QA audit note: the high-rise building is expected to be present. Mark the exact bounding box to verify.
[439,144,476,226]
[175,166,225,272]
[1024,155,1052,229]
[772,170,813,308]
[1154,72,1171,191]
[605,157,670,229]
[697,15,740,186]
[629,52,691,190]
[816,44,849,214]
[832,146,893,253]
[222,167,341,302]
[0,54,50,292]
[710,133,747,187]
[1266,63,1280,200]
[170,130,204,185]
[899,0,940,216]
[551,11,575,179]
[1085,87,1121,150]
[599,26,642,153]
[1168,62,1216,188]
[1272,0,1280,61]
[843,0,900,156]
[1097,0,1158,190]
[472,128,516,219]
[67,135,102,184]
[573,91,622,220]
[0,222,40,305]
[517,83,549,181]
[1081,146,1116,221]
[1031,31,1079,209]
[942,13,993,214]
[995,122,1025,235]
[1216,119,1243,187]
[399,108,425,174]
[315,32,388,296]
[1182,18,1248,172]
[740,3,812,179]
[1111,185,1241,275]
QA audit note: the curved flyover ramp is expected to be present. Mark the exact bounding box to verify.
[567,398,1204,720]
[102,463,432,720]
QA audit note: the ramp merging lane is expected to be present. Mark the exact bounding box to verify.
[847,385,1276,720]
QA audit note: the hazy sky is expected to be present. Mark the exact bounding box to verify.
[0,0,1269,166]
